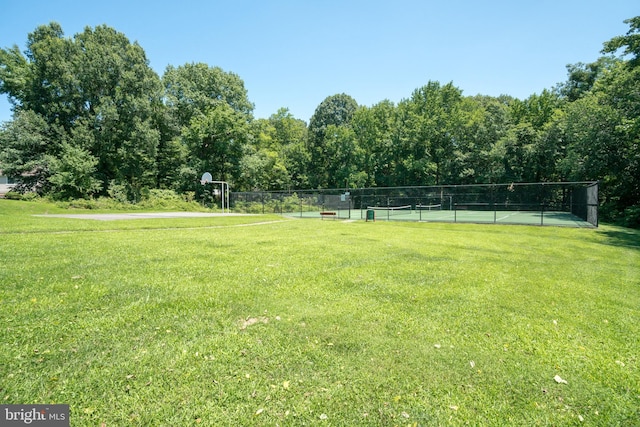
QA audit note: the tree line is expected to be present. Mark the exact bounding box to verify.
[1,19,639,226]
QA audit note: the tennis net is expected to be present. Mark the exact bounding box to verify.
[416,203,442,211]
[367,205,413,216]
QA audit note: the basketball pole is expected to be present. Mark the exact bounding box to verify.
[200,173,229,213]
[209,181,229,213]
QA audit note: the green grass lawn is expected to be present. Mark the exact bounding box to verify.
[1,200,638,426]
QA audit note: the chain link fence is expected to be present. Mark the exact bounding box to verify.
[230,182,598,227]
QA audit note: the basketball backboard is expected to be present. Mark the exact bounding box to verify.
[201,172,213,185]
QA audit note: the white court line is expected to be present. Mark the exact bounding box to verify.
[496,212,518,221]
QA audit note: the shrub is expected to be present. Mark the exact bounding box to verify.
[622,205,640,228]
[3,191,23,200]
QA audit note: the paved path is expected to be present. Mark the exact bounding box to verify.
[35,212,252,221]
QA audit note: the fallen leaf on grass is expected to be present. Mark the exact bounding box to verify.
[554,375,568,384]
[240,317,269,330]
[255,408,264,416]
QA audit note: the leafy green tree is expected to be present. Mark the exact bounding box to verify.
[46,142,101,199]
[532,16,640,226]
[559,94,624,215]
[0,23,164,200]
[0,110,53,193]
[163,63,254,192]
[491,91,566,184]
[269,108,309,189]
[602,16,640,66]
[320,124,366,188]
[239,110,310,191]
[509,90,561,129]
[536,109,569,182]
[495,122,541,183]
[557,58,618,102]
[399,81,464,185]
[270,108,307,148]
[307,94,359,188]
[73,25,163,198]
[1,23,80,128]
[352,101,398,187]
[239,146,290,191]
[452,96,510,184]
[237,118,289,191]
[163,63,253,130]
[155,110,190,192]
[594,70,640,224]
[181,103,249,187]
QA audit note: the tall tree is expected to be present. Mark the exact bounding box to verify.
[0,110,53,193]
[269,108,309,190]
[596,16,640,225]
[602,16,640,67]
[307,94,359,188]
[452,95,510,184]
[352,100,397,187]
[557,58,618,102]
[399,81,464,185]
[0,23,164,199]
[321,124,366,188]
[181,103,249,187]
[238,118,290,191]
[163,63,253,130]
[163,63,254,192]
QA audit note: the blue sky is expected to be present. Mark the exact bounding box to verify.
[0,1,637,124]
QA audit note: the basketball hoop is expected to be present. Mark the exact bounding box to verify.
[199,172,230,213]
[201,172,213,185]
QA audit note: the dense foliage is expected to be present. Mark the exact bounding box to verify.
[1,19,639,226]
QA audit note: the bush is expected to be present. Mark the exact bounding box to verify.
[55,197,126,210]
[107,181,129,204]
[622,205,640,228]
[49,190,206,212]
[233,201,267,214]
[138,189,205,211]
[3,191,23,200]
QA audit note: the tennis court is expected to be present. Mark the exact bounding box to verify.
[283,206,594,227]
[235,182,599,228]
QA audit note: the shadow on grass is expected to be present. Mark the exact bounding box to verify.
[599,226,640,249]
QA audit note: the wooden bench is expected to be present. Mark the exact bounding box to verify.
[320,211,337,220]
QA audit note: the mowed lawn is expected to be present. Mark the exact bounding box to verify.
[1,200,638,426]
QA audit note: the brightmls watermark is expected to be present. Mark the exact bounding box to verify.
[1,405,69,426]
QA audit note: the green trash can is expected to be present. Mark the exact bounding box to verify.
[366,209,375,222]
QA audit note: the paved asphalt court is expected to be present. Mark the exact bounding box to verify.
[35,212,249,221]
